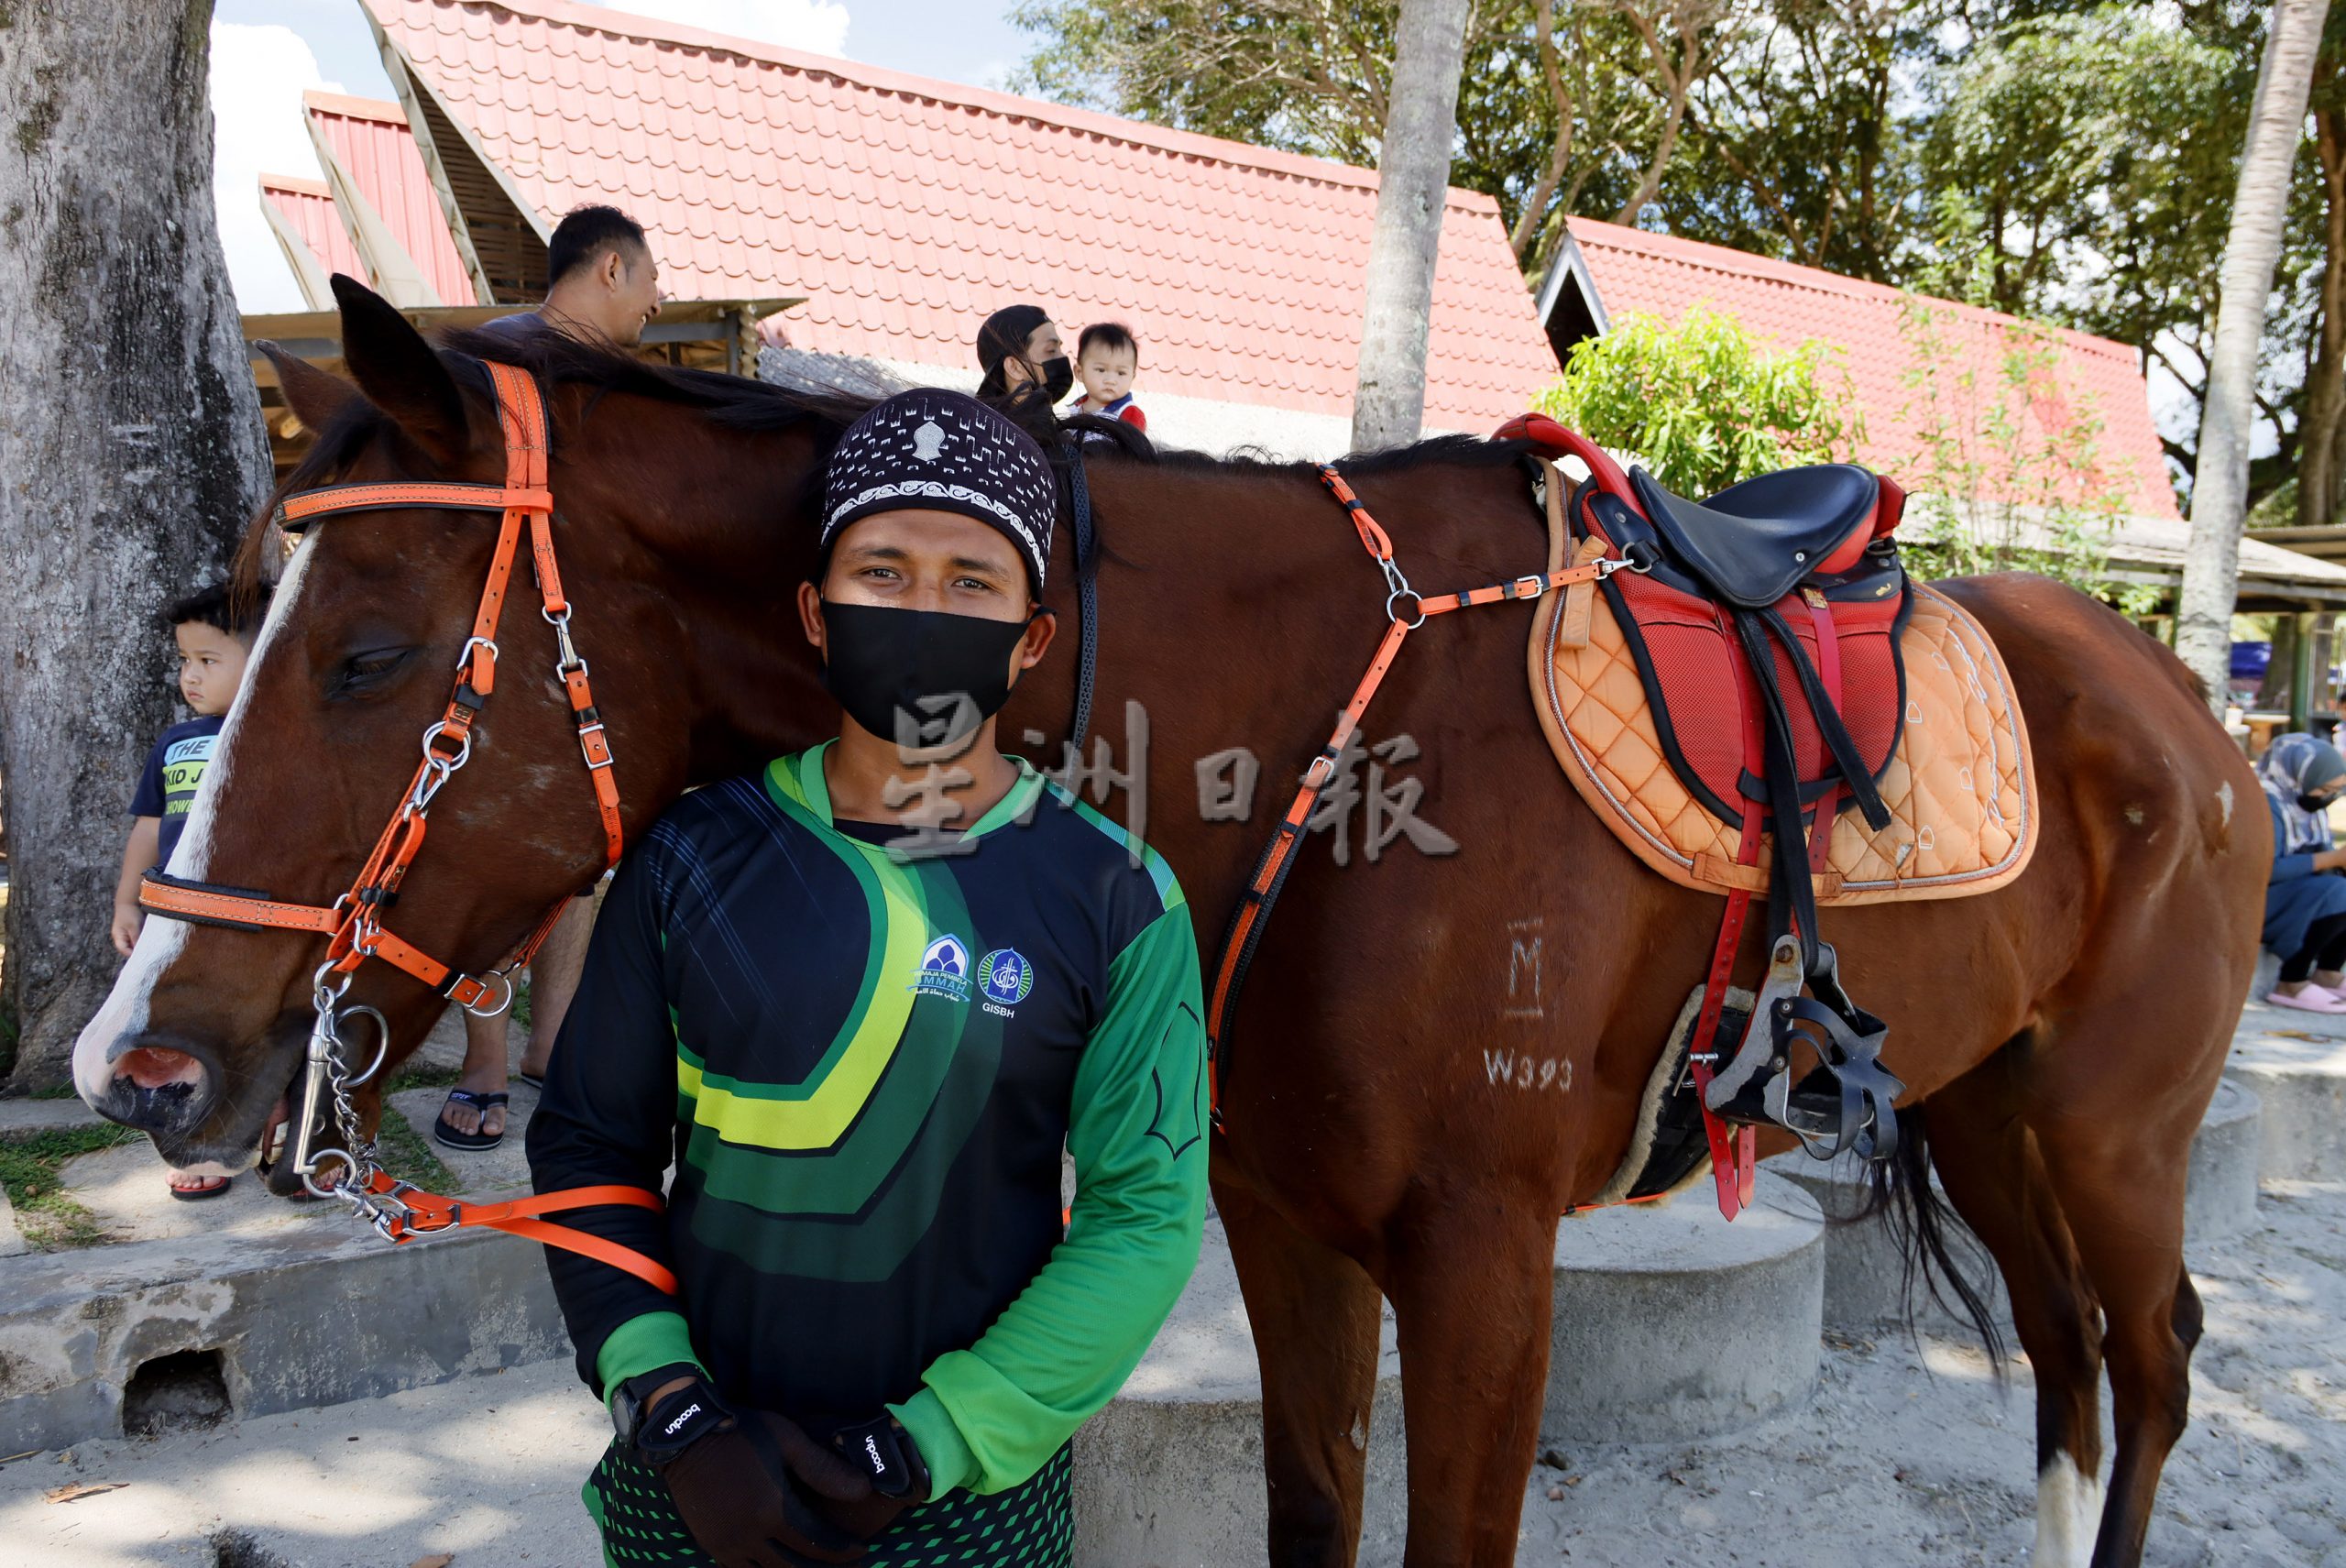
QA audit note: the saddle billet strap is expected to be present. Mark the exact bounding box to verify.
[1729,609,1824,974]
[1753,605,1891,831]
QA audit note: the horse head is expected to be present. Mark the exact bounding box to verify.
[73,276,843,1190]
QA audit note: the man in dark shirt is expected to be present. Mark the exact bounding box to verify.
[528,389,1207,1567]
[439,203,663,1150]
[477,203,662,350]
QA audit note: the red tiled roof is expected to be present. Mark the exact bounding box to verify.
[1564,218,2176,518]
[363,0,1556,430]
[260,173,366,281]
[303,91,482,306]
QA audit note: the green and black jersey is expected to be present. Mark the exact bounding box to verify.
[527,743,1209,1530]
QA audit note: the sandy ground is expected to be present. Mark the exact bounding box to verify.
[4,1176,2339,1568]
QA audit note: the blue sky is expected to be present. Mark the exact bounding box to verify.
[213,0,1031,310]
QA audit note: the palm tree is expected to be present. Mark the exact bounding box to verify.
[1352,0,1475,452]
[2177,0,2334,711]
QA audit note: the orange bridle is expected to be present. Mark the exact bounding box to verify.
[137,361,623,1014]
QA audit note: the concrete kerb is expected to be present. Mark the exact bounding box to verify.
[1072,1213,1408,1568]
[0,1203,566,1453]
[1766,1076,2265,1335]
[2227,1018,2346,1181]
[1546,1170,1825,1444]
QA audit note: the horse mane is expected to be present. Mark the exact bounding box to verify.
[233,331,882,595]
[1090,429,1535,478]
[229,329,1529,599]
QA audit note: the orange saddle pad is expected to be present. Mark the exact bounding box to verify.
[1527,478,2039,905]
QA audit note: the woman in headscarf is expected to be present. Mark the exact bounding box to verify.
[974,304,1069,412]
[2258,731,2346,1011]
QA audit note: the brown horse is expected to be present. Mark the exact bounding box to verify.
[75,280,2264,1568]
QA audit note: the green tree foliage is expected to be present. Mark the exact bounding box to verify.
[1532,306,1858,494]
[1533,306,2150,605]
[1009,0,1732,267]
[1014,0,2346,520]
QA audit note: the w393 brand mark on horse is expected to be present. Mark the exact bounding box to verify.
[75,277,2265,1568]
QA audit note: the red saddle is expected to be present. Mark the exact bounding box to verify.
[1497,411,1910,844]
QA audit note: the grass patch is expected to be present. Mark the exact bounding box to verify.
[510,977,533,1029]
[27,1082,80,1100]
[372,1107,462,1196]
[0,1124,142,1249]
[385,1059,462,1094]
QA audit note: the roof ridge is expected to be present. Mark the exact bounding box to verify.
[258,172,334,196]
[1567,217,2141,365]
[301,88,408,123]
[362,0,1500,215]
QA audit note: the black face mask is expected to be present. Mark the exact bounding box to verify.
[819,599,1036,751]
[2301,790,2340,813]
[1038,356,1073,402]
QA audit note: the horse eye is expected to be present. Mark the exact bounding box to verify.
[331,648,414,697]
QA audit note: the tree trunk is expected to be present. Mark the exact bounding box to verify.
[0,3,269,1089]
[2177,0,2331,710]
[2300,104,2346,528]
[1351,0,1474,452]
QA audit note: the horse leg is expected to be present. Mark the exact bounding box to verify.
[2031,1102,2204,1568]
[1220,1175,1386,1568]
[1922,1045,2109,1568]
[1384,1199,1556,1568]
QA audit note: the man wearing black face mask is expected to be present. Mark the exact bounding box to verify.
[974,302,1073,411]
[527,389,1208,1568]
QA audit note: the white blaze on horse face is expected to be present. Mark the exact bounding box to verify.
[2031,1455,2102,1568]
[72,538,319,1107]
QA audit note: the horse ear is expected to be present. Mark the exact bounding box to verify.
[331,273,470,464]
[256,341,360,437]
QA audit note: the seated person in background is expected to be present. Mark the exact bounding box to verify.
[1068,322,1146,432]
[2258,732,2346,1013]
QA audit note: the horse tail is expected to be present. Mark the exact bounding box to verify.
[1858,1105,2011,1374]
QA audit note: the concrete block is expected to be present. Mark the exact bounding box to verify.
[1072,1214,1409,1568]
[2186,1080,2263,1239]
[0,1188,25,1259]
[1545,1171,1824,1443]
[0,1204,568,1453]
[1761,1150,2009,1338]
[1769,1078,2265,1335]
[2229,1025,2346,1181]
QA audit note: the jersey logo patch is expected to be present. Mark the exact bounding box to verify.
[911,934,972,1003]
[976,948,1035,1008]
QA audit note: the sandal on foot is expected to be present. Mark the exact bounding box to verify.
[516,1070,545,1091]
[2265,988,2346,1014]
[433,1088,510,1150]
[168,1175,233,1201]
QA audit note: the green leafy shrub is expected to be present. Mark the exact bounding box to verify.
[1534,307,1861,498]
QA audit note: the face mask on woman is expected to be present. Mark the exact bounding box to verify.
[819,600,1038,750]
[1037,355,1073,402]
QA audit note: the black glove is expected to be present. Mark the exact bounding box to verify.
[639,1378,873,1567]
[816,1412,932,1541]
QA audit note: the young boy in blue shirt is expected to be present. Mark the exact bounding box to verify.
[112,579,269,1200]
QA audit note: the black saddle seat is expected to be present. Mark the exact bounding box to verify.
[1628,464,1880,609]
